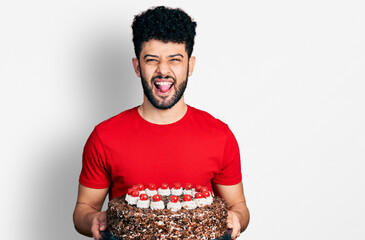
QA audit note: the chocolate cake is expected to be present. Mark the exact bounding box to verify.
[106,183,229,239]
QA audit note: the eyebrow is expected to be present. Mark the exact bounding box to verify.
[143,54,158,59]
[167,54,184,58]
[143,54,184,59]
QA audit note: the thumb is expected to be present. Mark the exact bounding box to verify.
[227,222,233,229]
[227,211,233,229]
[97,211,107,231]
[99,223,107,231]
[99,217,107,231]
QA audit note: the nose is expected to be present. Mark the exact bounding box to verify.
[156,60,171,76]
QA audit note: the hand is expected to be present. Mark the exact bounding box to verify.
[91,211,107,240]
[227,210,241,239]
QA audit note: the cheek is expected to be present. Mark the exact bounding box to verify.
[141,67,156,79]
[171,66,188,79]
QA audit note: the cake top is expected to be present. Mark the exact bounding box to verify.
[125,182,214,211]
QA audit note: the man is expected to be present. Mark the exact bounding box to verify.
[73,6,249,240]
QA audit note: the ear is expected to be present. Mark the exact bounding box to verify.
[188,56,196,77]
[132,58,141,77]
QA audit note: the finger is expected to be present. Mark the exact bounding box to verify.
[227,221,233,229]
[93,231,102,240]
[227,212,233,229]
[92,226,102,240]
[99,212,107,231]
[91,219,102,240]
[99,221,107,231]
[232,225,240,239]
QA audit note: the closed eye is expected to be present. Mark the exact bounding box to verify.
[146,59,158,62]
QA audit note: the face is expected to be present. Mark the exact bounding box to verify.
[132,39,195,109]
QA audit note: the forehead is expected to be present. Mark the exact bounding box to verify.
[140,39,187,57]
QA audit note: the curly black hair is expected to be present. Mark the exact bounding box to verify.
[132,6,197,59]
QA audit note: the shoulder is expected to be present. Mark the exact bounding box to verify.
[188,106,230,132]
[94,107,138,134]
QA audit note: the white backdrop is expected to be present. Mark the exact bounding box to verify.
[1,0,364,239]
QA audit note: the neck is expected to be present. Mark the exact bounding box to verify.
[138,97,187,125]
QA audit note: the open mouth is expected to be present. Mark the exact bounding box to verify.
[154,80,174,94]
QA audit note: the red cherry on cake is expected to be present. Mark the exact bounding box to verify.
[152,194,161,202]
[170,195,179,203]
[137,184,145,191]
[200,187,208,193]
[140,193,148,201]
[132,185,138,190]
[148,183,157,190]
[131,190,139,197]
[173,182,181,189]
[161,183,169,189]
[127,188,134,195]
[202,190,211,198]
[183,194,192,202]
[195,192,203,199]
[185,183,193,190]
[195,185,202,192]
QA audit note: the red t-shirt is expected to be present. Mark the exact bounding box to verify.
[79,106,242,199]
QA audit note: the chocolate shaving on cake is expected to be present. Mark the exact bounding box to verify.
[106,195,228,239]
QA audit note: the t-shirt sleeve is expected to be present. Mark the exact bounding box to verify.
[212,127,242,185]
[79,128,111,189]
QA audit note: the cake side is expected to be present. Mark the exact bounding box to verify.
[107,195,228,240]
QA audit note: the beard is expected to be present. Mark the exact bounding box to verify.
[140,70,189,110]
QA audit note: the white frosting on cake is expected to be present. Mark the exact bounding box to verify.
[150,201,165,210]
[205,196,213,204]
[126,184,214,210]
[137,199,150,208]
[194,198,208,207]
[126,195,139,205]
[145,189,158,197]
[125,194,132,203]
[171,187,183,196]
[167,201,182,211]
[183,189,193,195]
[158,188,171,196]
[182,200,197,209]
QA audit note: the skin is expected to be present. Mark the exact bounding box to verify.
[73,39,249,239]
[213,182,250,239]
[73,185,108,239]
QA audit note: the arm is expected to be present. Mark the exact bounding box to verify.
[213,182,250,239]
[73,184,109,239]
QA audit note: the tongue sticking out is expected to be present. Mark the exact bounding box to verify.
[159,84,171,93]
[155,82,173,93]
